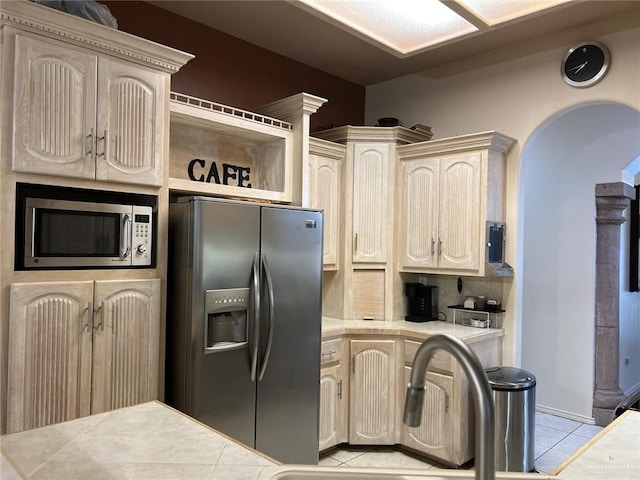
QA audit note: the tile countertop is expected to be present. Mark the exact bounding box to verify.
[1,397,637,480]
[0,401,276,480]
[322,317,505,343]
[554,409,640,480]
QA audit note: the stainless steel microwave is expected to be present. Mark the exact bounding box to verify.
[16,184,156,269]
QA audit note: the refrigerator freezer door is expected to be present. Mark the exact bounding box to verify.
[188,199,261,449]
[255,206,323,464]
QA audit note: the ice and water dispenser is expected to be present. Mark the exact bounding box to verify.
[204,288,249,353]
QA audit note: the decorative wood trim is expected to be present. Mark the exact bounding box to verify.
[314,125,433,145]
[171,92,293,131]
[258,92,328,119]
[309,137,346,160]
[0,0,194,73]
[397,131,516,159]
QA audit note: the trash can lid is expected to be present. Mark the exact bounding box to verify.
[485,366,536,391]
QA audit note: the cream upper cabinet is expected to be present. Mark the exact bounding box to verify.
[352,143,390,263]
[398,132,515,276]
[349,339,396,445]
[6,279,161,433]
[12,33,165,186]
[400,157,440,268]
[401,152,481,271]
[95,57,164,185]
[308,138,345,270]
[438,153,482,270]
[12,34,97,179]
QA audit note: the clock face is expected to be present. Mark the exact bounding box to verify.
[562,41,610,87]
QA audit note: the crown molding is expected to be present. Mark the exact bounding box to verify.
[313,125,433,145]
[309,137,346,159]
[397,131,516,159]
[1,0,193,73]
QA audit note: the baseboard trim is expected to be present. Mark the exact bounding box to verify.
[536,404,595,424]
[623,382,640,400]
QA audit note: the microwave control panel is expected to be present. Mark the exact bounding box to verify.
[132,206,153,266]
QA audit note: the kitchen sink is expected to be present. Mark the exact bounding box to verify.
[258,466,555,480]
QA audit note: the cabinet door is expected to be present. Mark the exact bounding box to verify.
[12,34,97,179]
[6,281,94,433]
[438,153,482,271]
[309,154,341,269]
[352,143,389,263]
[91,279,161,414]
[96,57,165,186]
[401,366,454,462]
[400,158,440,268]
[349,339,396,444]
[319,364,342,451]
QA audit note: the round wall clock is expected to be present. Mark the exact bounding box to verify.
[561,41,610,88]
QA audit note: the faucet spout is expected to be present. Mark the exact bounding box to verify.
[403,334,495,480]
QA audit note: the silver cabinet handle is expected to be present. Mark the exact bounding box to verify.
[84,302,93,331]
[321,350,337,358]
[250,253,260,382]
[431,238,435,256]
[87,128,95,159]
[97,130,107,159]
[438,238,442,257]
[258,253,275,381]
[354,233,358,253]
[94,302,105,331]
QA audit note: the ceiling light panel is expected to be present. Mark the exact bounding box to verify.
[297,0,478,57]
[458,0,574,26]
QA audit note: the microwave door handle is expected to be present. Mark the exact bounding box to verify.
[29,209,36,258]
[258,253,275,381]
[120,214,132,259]
[250,252,260,382]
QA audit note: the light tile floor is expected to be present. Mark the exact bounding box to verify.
[320,411,604,474]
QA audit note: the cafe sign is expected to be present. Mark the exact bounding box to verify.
[187,159,252,188]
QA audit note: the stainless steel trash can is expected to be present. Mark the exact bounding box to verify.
[486,367,536,472]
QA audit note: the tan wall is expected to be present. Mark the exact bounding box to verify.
[365,10,640,420]
[102,1,365,132]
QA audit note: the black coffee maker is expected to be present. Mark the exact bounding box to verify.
[405,283,439,322]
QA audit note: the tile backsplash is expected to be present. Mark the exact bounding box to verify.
[403,273,505,324]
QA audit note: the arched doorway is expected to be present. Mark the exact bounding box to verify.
[518,101,640,423]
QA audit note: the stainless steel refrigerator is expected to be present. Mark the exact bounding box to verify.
[167,196,323,465]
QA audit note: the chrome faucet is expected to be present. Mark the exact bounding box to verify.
[404,334,495,480]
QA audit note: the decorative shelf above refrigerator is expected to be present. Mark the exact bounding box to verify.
[169,92,295,203]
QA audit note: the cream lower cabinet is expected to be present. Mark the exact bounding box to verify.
[401,366,454,463]
[6,279,161,433]
[402,336,502,466]
[319,338,348,451]
[349,339,397,444]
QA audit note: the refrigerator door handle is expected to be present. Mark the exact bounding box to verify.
[250,252,261,381]
[258,253,275,381]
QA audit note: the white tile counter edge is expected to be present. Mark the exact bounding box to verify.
[322,317,505,343]
[553,410,640,480]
